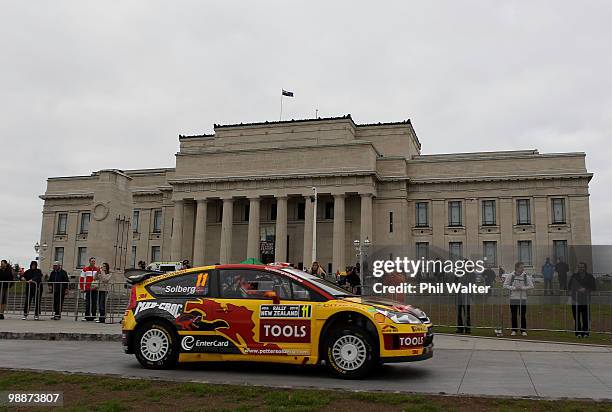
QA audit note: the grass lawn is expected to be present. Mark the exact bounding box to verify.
[0,369,611,412]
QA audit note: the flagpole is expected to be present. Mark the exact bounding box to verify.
[279,91,283,121]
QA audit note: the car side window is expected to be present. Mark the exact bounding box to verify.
[148,272,210,297]
[219,269,292,300]
[291,281,314,301]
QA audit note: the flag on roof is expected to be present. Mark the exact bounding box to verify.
[281,89,294,97]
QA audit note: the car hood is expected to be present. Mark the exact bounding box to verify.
[342,296,428,319]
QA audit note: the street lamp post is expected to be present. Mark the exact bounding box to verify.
[353,237,371,293]
[34,241,48,263]
[311,187,317,263]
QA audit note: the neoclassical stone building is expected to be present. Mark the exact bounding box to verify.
[38,115,592,277]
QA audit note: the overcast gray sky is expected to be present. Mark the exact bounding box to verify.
[1,1,610,265]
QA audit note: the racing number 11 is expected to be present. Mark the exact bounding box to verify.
[196,273,208,288]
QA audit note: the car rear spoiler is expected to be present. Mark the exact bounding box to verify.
[124,268,163,285]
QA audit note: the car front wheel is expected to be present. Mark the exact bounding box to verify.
[324,326,377,378]
[134,321,178,369]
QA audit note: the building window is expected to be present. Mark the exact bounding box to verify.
[551,198,566,224]
[77,247,87,268]
[482,200,496,226]
[56,213,68,235]
[448,201,463,227]
[389,211,394,233]
[131,245,137,268]
[270,203,277,221]
[324,202,334,220]
[553,240,568,263]
[244,203,250,222]
[54,247,64,265]
[297,202,305,220]
[152,209,162,233]
[449,242,463,260]
[133,210,140,233]
[415,242,429,260]
[483,241,497,266]
[79,212,90,234]
[517,241,532,266]
[415,202,428,227]
[151,246,161,262]
[517,199,531,225]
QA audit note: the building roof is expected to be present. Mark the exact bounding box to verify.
[178,115,415,140]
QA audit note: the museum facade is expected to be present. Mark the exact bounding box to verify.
[38,115,593,277]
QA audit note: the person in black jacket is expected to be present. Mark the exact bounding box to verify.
[568,262,596,338]
[48,261,69,320]
[0,259,14,320]
[21,261,43,320]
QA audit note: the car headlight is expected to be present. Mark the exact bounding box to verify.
[376,309,422,324]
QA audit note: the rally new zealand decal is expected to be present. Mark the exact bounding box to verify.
[260,304,312,319]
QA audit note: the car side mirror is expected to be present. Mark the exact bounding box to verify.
[264,290,280,305]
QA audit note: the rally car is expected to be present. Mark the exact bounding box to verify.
[121,263,433,378]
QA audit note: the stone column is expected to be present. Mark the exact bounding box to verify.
[275,196,288,262]
[534,196,549,269]
[360,193,373,243]
[303,195,314,268]
[170,199,184,261]
[332,194,346,273]
[219,197,234,264]
[192,199,208,266]
[246,197,261,259]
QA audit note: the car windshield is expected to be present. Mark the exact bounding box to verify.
[281,267,355,297]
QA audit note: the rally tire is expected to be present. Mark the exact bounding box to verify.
[324,326,377,379]
[134,320,178,369]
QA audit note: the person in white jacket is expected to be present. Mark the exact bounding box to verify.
[503,261,534,336]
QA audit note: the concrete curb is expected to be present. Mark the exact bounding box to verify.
[0,332,121,342]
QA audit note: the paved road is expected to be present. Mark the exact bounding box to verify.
[0,339,611,400]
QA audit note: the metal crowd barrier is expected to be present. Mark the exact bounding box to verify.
[0,281,130,323]
[1,279,611,338]
[363,282,612,337]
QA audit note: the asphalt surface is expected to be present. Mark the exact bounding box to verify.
[0,338,611,400]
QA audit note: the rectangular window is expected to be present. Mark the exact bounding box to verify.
[517,240,532,266]
[324,202,334,220]
[131,245,137,268]
[449,242,463,260]
[553,240,568,263]
[79,212,90,234]
[133,210,140,233]
[152,209,162,233]
[448,201,463,226]
[77,247,87,268]
[54,247,64,265]
[151,246,161,262]
[517,199,531,225]
[297,202,305,220]
[389,211,394,233]
[483,241,497,266]
[482,200,496,226]
[56,213,68,235]
[551,198,566,224]
[415,242,429,260]
[244,203,250,222]
[270,203,277,221]
[415,202,428,227]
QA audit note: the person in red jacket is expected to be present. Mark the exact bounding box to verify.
[79,257,100,321]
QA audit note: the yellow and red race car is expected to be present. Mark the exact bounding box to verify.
[122,263,433,378]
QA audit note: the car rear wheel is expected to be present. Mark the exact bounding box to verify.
[324,326,377,378]
[134,321,178,369]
